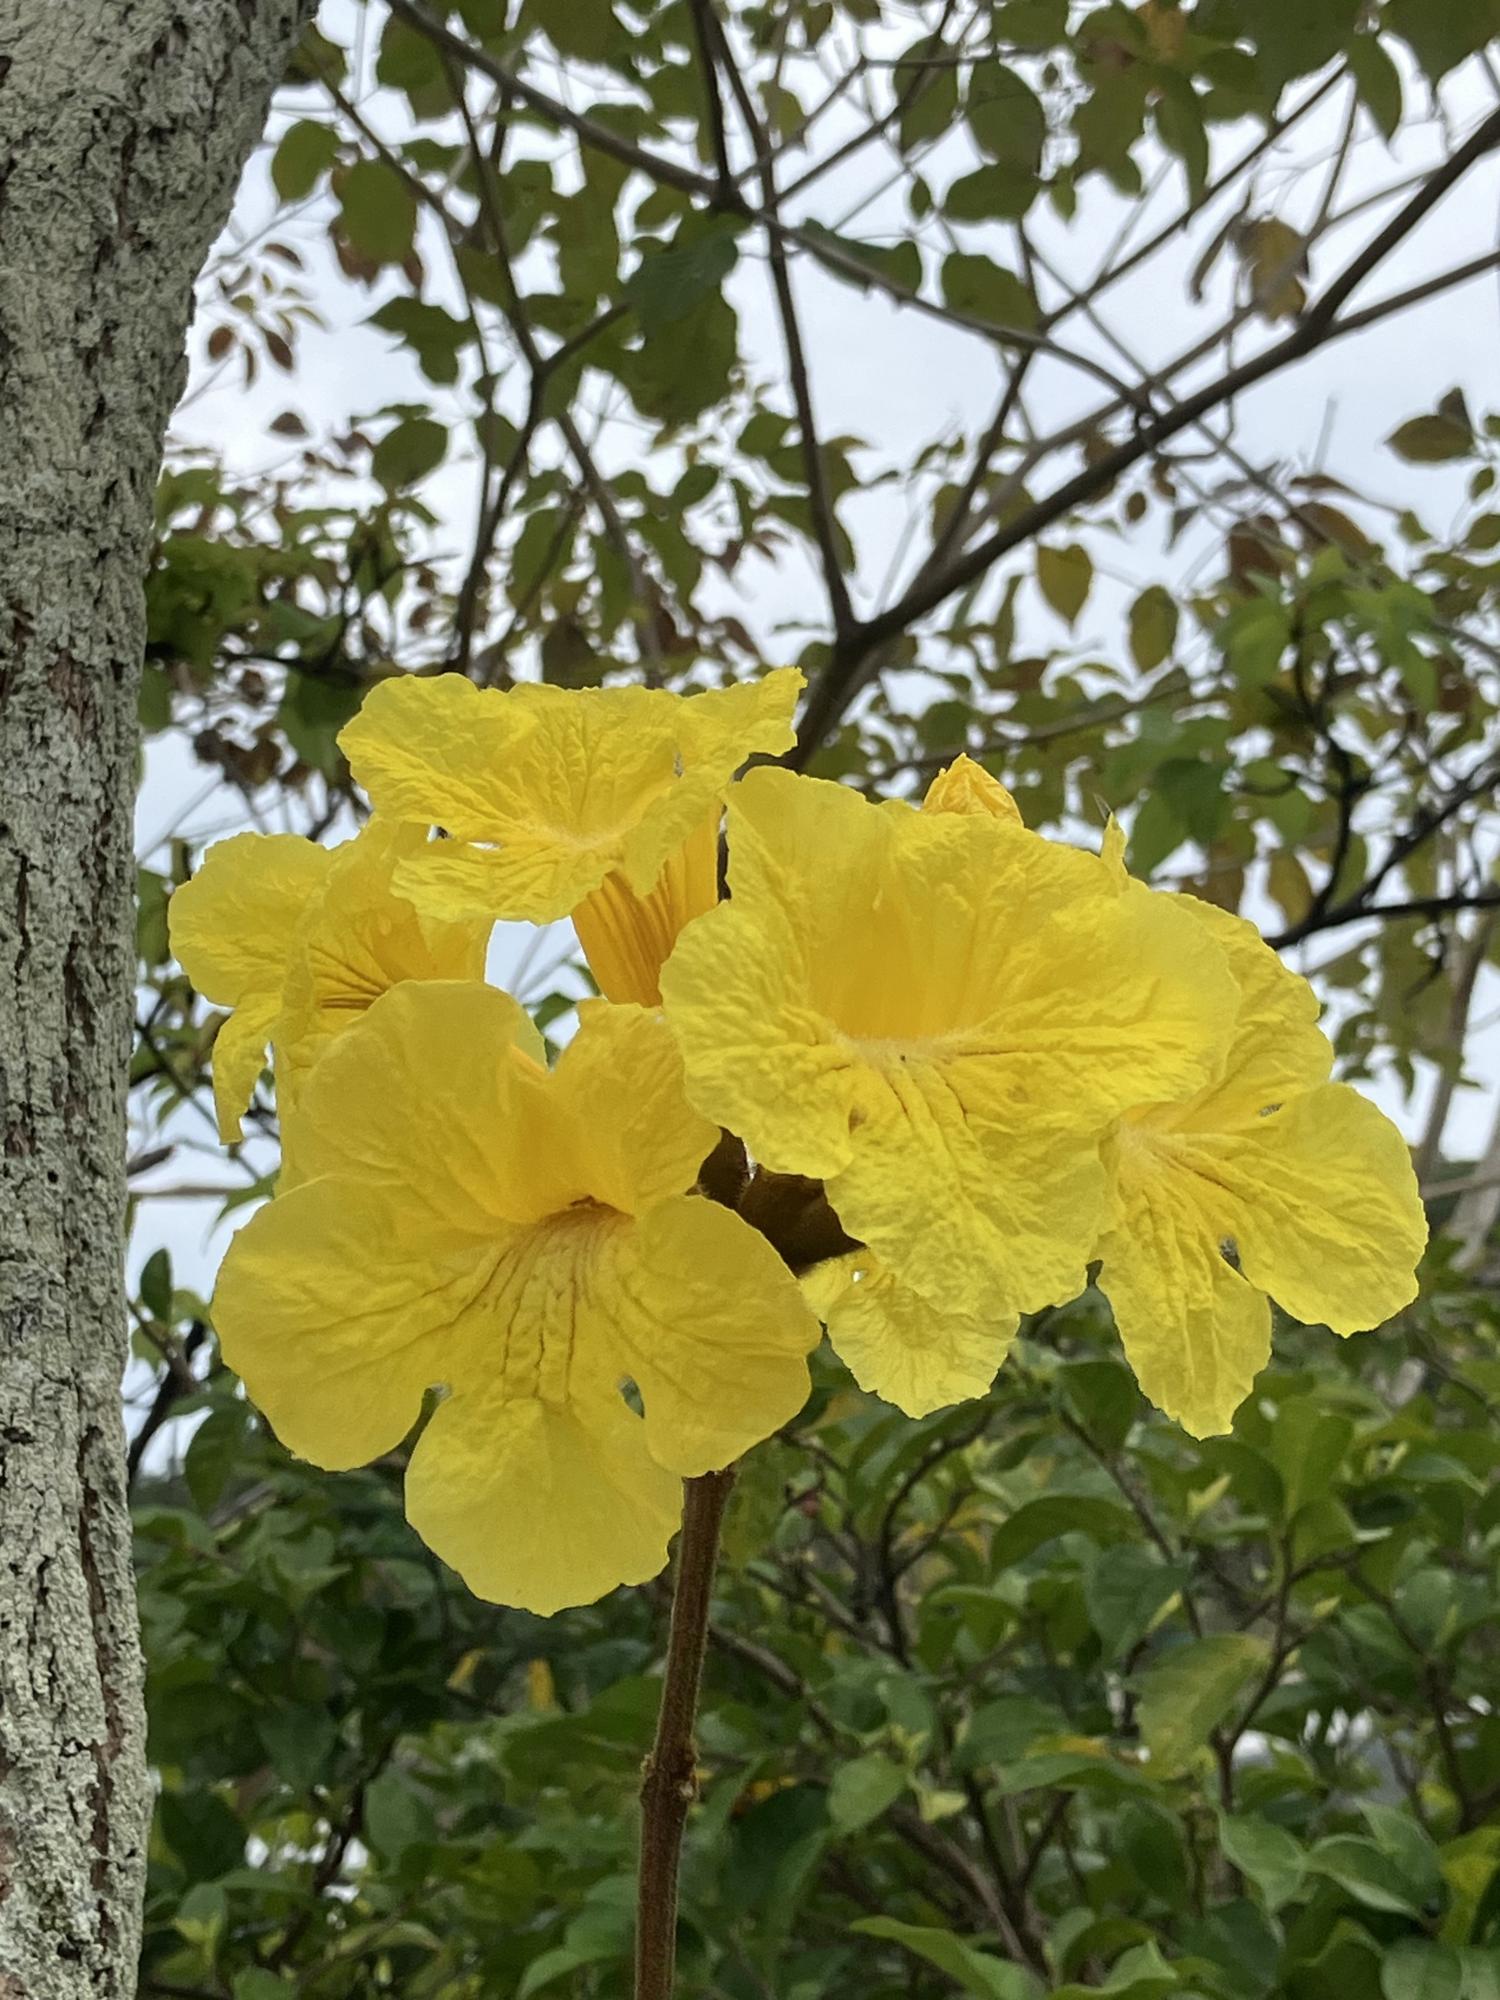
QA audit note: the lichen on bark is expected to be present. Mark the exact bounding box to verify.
[0,5,313,1991]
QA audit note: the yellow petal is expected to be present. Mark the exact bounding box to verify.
[549,1000,721,1214]
[212,1173,508,1468]
[922,755,1023,824]
[824,1261,1017,1417]
[599,1193,820,1475]
[287,981,569,1224]
[1164,896,1331,1122]
[209,995,280,1142]
[276,818,496,1102]
[1098,1139,1273,1436]
[572,809,720,1005]
[405,1381,681,1614]
[340,669,802,923]
[170,832,331,1133]
[662,768,1236,1319]
[169,832,330,1006]
[1200,1083,1426,1335]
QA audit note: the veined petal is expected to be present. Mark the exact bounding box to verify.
[340,669,801,924]
[169,831,330,1006]
[1200,1083,1426,1334]
[827,1063,1105,1319]
[405,1382,681,1614]
[922,755,1023,824]
[823,1260,1018,1417]
[597,1193,819,1476]
[663,768,1236,1322]
[572,809,720,1006]
[212,1174,508,1469]
[1098,1141,1273,1437]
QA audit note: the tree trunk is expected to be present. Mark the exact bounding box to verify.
[0,5,312,1992]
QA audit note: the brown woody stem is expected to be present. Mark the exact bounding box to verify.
[635,1466,737,2000]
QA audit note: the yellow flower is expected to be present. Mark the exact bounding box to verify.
[211,984,820,1613]
[169,820,490,1142]
[922,753,1023,824]
[1096,897,1427,1436]
[337,669,802,1004]
[660,768,1238,1415]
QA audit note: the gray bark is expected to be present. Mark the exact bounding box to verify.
[0,4,313,1993]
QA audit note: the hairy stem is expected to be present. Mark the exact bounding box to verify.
[636,1466,737,2000]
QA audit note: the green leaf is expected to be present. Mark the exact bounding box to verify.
[1136,1634,1269,1772]
[1307,1836,1427,1917]
[1388,404,1473,464]
[1386,0,1500,80]
[967,62,1046,171]
[1347,33,1403,141]
[364,1771,438,1862]
[894,36,960,149]
[1382,1944,1465,2000]
[336,158,418,266]
[624,215,741,335]
[828,1754,907,1832]
[234,1974,296,2000]
[517,1939,623,1998]
[851,1918,1043,1999]
[183,1406,245,1513]
[139,1247,173,1321]
[258,1705,338,1791]
[945,163,1038,224]
[1129,585,1179,671]
[942,252,1038,329]
[371,415,447,490]
[271,118,339,202]
[1219,1813,1306,1910]
[989,1494,1137,1570]
[800,222,922,297]
[1036,542,1093,625]
[1085,1545,1187,1660]
[367,299,470,384]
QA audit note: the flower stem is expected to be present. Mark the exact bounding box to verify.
[635,1465,737,2000]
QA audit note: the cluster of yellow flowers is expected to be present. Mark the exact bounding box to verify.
[172,669,1427,1614]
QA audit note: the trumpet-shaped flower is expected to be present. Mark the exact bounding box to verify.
[211,984,820,1613]
[1095,897,1426,1435]
[168,819,491,1141]
[660,768,1239,1414]
[338,669,802,1004]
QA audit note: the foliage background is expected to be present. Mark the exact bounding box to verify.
[128,2,1500,1994]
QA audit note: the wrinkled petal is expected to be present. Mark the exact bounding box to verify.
[597,1193,820,1475]
[828,1066,1105,1319]
[572,810,720,1006]
[1203,1083,1426,1334]
[922,755,1023,823]
[338,673,534,836]
[1098,1150,1273,1437]
[169,831,330,1006]
[663,768,1236,1320]
[212,1175,505,1469]
[405,1382,681,1615]
[824,1261,1018,1417]
[340,670,801,923]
